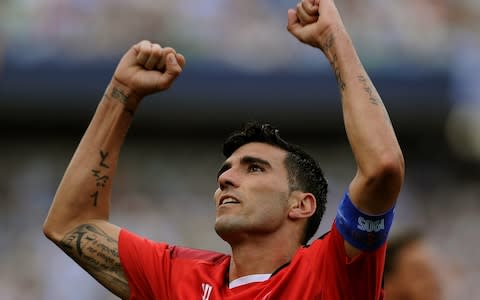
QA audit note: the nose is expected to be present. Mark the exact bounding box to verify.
[217,167,239,191]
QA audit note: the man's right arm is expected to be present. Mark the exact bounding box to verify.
[43,40,185,299]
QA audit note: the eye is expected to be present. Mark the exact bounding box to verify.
[248,164,264,173]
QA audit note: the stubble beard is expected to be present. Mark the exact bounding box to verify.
[214,215,248,243]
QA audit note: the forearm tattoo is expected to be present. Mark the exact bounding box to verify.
[106,86,135,115]
[111,87,129,104]
[321,33,346,92]
[357,75,393,124]
[90,150,110,206]
[357,75,380,105]
[59,224,128,292]
[332,53,346,91]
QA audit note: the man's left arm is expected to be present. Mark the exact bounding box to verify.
[288,0,405,257]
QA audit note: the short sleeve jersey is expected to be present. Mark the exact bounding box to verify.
[119,222,386,300]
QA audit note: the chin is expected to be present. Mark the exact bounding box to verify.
[214,217,246,242]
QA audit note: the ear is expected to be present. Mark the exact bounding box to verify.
[288,191,316,220]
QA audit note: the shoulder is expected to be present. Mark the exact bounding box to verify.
[305,229,335,250]
[291,230,333,265]
[170,245,229,265]
[119,228,228,264]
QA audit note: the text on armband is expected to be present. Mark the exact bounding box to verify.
[357,216,385,233]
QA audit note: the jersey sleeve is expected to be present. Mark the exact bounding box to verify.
[309,223,386,300]
[118,228,173,300]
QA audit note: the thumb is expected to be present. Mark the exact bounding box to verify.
[164,52,182,79]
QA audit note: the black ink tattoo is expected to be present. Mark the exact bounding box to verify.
[92,170,109,187]
[322,33,334,53]
[90,191,99,207]
[60,224,122,273]
[59,224,129,295]
[90,151,111,206]
[111,87,128,105]
[105,87,135,116]
[99,151,110,168]
[322,33,346,91]
[333,54,346,91]
[357,75,380,105]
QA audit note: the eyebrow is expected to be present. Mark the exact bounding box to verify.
[216,155,272,179]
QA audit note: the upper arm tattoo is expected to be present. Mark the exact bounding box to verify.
[59,224,129,298]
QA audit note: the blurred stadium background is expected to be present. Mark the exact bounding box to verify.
[0,0,479,299]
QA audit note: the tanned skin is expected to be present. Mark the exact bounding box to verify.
[288,0,404,257]
[43,0,404,298]
[43,41,185,299]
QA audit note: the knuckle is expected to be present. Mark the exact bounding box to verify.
[140,42,153,54]
[152,43,162,52]
[152,45,163,56]
[139,40,150,48]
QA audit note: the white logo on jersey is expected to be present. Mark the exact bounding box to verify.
[357,216,385,232]
[262,291,272,300]
[202,283,213,300]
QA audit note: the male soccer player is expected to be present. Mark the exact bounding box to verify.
[43,0,404,299]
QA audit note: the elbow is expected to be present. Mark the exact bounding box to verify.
[371,152,405,191]
[42,216,67,244]
[363,151,405,194]
[354,150,405,214]
[43,220,61,243]
[379,151,405,184]
[43,226,55,242]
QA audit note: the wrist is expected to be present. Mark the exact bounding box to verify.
[316,25,350,54]
[105,79,142,114]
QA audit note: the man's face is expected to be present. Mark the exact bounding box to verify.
[213,142,292,243]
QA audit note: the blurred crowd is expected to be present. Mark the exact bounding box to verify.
[1,1,480,299]
[0,0,478,70]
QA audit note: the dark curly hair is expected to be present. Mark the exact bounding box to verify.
[222,121,328,245]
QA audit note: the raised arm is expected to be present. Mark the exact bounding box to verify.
[288,0,404,254]
[43,40,185,298]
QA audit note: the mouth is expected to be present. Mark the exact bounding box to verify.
[219,195,241,206]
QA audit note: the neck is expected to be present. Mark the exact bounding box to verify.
[228,233,301,282]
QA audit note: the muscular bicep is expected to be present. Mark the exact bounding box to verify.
[349,172,400,215]
[58,220,130,299]
[341,182,397,258]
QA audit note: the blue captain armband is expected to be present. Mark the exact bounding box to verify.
[335,193,394,251]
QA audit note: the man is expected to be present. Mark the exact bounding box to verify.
[384,231,444,300]
[43,0,404,299]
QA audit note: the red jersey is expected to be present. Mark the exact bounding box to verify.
[119,222,385,300]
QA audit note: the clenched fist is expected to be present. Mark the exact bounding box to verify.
[111,40,186,101]
[287,0,346,50]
